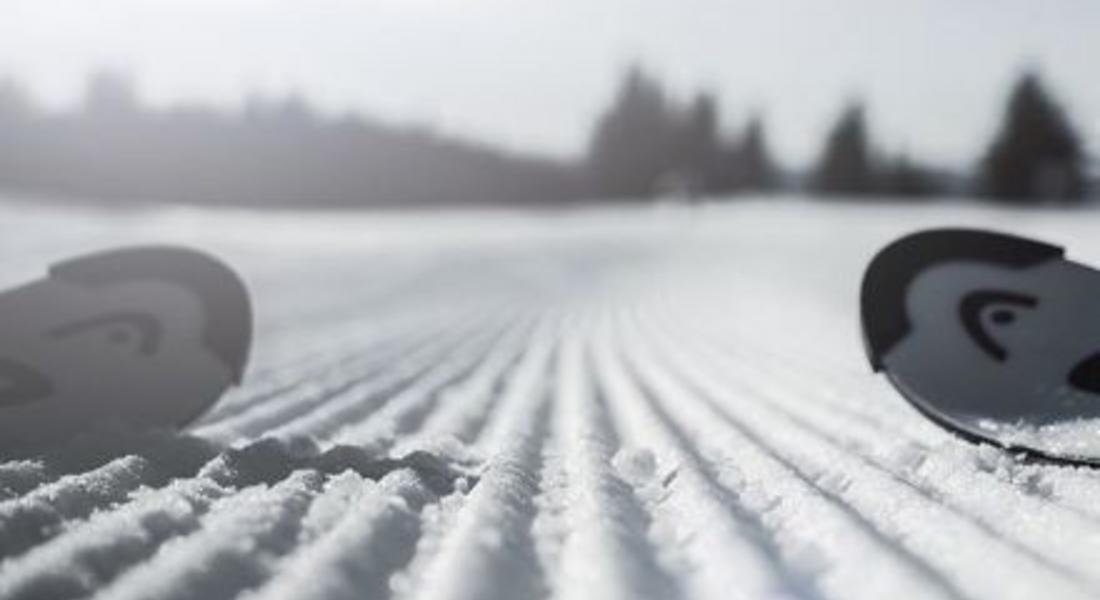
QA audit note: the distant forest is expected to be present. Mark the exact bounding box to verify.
[0,68,1093,208]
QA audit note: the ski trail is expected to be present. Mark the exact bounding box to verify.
[679,311,1100,527]
[195,305,473,427]
[543,323,683,600]
[0,478,228,600]
[335,314,537,450]
[303,313,516,445]
[0,457,163,561]
[591,308,816,600]
[387,315,563,598]
[0,445,417,600]
[632,307,1098,600]
[194,307,506,442]
[7,201,1100,600]
[395,318,559,600]
[395,315,546,452]
[243,469,444,600]
[647,307,1100,592]
[617,309,966,600]
[88,471,323,600]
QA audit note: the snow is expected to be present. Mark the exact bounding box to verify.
[976,417,1100,461]
[611,447,658,487]
[3,195,1100,599]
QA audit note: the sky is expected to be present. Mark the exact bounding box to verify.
[1,0,1097,170]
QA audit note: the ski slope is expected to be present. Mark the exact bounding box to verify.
[3,196,1100,600]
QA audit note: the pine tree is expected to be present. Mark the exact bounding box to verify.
[982,71,1085,202]
[674,92,721,193]
[740,116,777,191]
[880,154,940,197]
[587,67,676,198]
[812,103,875,195]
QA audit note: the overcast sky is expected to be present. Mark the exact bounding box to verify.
[2,0,1097,169]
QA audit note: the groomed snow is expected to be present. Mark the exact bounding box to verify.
[3,195,1100,600]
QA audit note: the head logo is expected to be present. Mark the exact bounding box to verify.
[0,247,252,455]
[862,229,1100,465]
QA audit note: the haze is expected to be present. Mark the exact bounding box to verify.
[1,0,1097,168]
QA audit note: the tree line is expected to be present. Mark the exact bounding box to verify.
[587,68,776,199]
[0,68,1093,207]
[589,66,1093,203]
[0,73,581,208]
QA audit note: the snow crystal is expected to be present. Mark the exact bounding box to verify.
[611,447,658,486]
[977,417,1100,464]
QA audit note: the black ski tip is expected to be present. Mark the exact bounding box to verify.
[860,228,1063,372]
[50,246,253,385]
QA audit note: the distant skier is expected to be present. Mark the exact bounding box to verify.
[862,228,1100,464]
[0,247,252,454]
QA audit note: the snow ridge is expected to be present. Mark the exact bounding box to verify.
[5,200,1100,599]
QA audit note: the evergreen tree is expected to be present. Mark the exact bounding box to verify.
[812,103,875,195]
[982,71,1085,202]
[674,92,721,193]
[880,154,941,197]
[587,67,676,198]
[739,115,777,191]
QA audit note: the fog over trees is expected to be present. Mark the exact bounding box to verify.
[0,68,1092,208]
[0,72,582,208]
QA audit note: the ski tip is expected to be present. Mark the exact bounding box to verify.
[860,228,1063,372]
[50,246,253,384]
